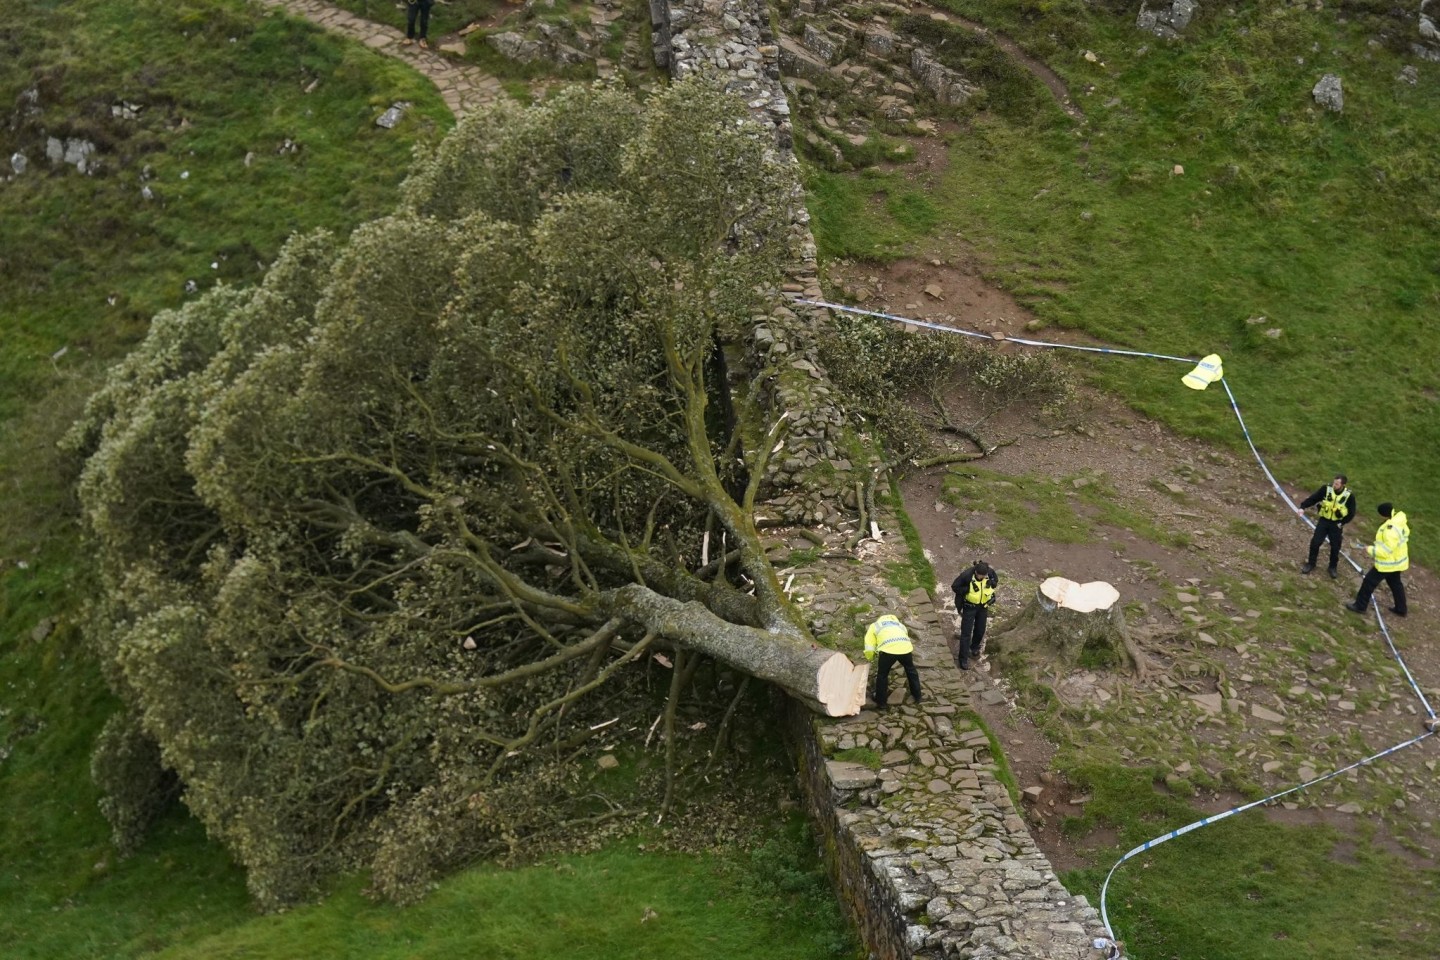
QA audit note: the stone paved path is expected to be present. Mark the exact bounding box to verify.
[253,0,508,117]
[773,509,1111,958]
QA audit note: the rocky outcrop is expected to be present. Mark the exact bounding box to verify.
[910,48,979,106]
[45,136,100,174]
[1416,0,1440,61]
[1136,0,1198,39]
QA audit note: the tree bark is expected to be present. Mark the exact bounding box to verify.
[989,577,1142,674]
[610,583,869,716]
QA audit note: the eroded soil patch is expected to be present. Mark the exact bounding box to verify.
[882,312,1440,873]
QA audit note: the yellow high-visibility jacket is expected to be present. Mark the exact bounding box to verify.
[1368,511,1410,573]
[863,615,914,661]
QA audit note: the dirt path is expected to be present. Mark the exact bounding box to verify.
[888,349,1440,873]
[946,14,1084,121]
[254,0,509,117]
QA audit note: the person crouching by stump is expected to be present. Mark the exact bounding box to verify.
[1346,502,1409,618]
[952,559,999,670]
[864,614,922,710]
[1298,473,1355,578]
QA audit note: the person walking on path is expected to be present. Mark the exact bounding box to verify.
[1298,474,1356,578]
[402,0,434,48]
[1346,502,1409,617]
[863,614,922,710]
[951,559,999,670]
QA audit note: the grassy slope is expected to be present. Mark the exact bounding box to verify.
[1060,765,1440,960]
[0,0,444,955]
[805,4,1440,957]
[0,2,854,958]
[810,2,1440,564]
[0,0,451,424]
[145,837,851,960]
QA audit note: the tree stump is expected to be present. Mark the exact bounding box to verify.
[989,577,1144,675]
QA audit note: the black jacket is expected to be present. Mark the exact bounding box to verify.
[952,566,999,608]
[1300,485,1356,526]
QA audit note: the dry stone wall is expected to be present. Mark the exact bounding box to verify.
[655,7,1114,955]
[773,513,1115,959]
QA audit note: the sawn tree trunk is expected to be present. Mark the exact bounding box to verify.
[613,583,870,716]
[988,576,1142,674]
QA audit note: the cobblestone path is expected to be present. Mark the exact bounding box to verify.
[254,0,508,117]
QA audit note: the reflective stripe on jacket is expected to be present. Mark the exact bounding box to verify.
[965,578,996,606]
[1369,511,1410,572]
[1318,487,1351,522]
[863,615,913,661]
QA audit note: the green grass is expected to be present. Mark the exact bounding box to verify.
[0,0,451,425]
[942,466,1100,546]
[805,168,947,260]
[883,480,940,593]
[805,2,1440,565]
[143,830,854,960]
[1,4,854,958]
[1061,763,1440,960]
[833,746,883,769]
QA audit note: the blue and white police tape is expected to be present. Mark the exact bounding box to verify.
[795,296,1437,714]
[788,299,1200,363]
[786,294,1439,954]
[1219,381,1435,718]
[1098,729,1436,945]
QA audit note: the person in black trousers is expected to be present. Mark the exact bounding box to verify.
[1345,502,1410,617]
[951,559,998,670]
[402,0,434,48]
[1297,474,1355,579]
[863,614,922,710]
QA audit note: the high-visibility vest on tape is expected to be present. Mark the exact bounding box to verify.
[1182,354,1224,390]
[1318,486,1351,522]
[864,615,914,661]
[1370,512,1409,573]
[965,577,996,606]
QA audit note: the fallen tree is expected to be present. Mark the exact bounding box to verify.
[67,80,864,908]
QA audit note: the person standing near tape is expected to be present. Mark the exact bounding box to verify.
[1345,502,1409,617]
[951,560,999,670]
[1297,474,1355,578]
[864,614,923,710]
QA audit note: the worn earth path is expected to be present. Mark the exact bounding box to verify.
[253,0,508,117]
[887,321,1440,874]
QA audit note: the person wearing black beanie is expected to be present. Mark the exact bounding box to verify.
[1345,502,1410,617]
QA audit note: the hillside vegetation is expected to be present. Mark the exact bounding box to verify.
[810,0,1440,565]
[806,3,1440,958]
[0,2,852,958]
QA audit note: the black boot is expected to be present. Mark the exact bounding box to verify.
[1300,562,1315,574]
[957,655,970,670]
[1344,601,1366,614]
[1327,566,1338,579]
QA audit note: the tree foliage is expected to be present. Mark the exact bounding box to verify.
[67,81,813,907]
[819,313,1076,460]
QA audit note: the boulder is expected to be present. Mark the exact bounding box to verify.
[1312,73,1343,112]
[1136,0,1198,39]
